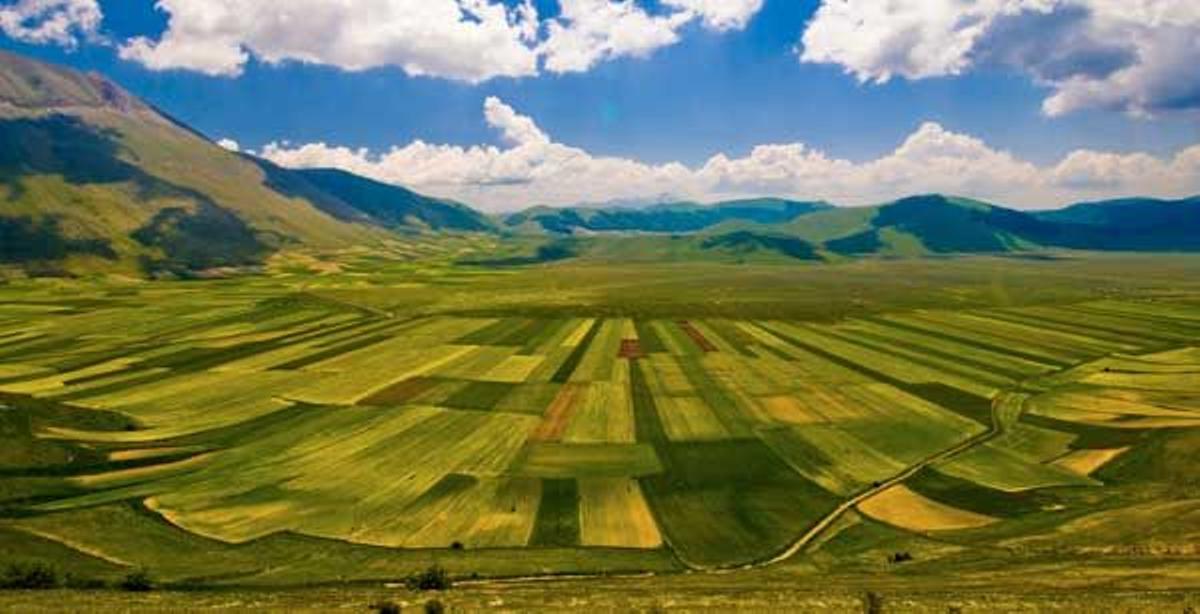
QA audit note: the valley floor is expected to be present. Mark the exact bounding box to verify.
[2,254,1200,609]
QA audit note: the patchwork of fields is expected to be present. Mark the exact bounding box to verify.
[0,274,1198,582]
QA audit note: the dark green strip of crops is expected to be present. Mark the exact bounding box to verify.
[764,324,993,427]
[271,333,393,370]
[0,450,202,479]
[404,474,478,513]
[1019,413,1149,450]
[441,381,517,411]
[137,313,390,375]
[1065,303,1200,333]
[861,316,1069,368]
[830,327,1025,383]
[0,332,42,350]
[969,310,1143,347]
[753,340,795,362]
[985,309,1180,346]
[43,345,161,376]
[142,338,294,372]
[1051,306,1200,340]
[302,317,404,348]
[898,383,994,425]
[630,360,669,449]
[517,319,567,355]
[634,320,666,354]
[905,466,1059,517]
[166,403,323,448]
[456,318,526,345]
[703,320,758,358]
[55,371,172,402]
[529,478,580,547]
[678,355,755,437]
[0,336,81,361]
[496,319,552,346]
[550,320,602,383]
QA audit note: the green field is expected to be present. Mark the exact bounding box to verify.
[1,253,1200,608]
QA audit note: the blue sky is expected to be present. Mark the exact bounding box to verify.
[2,0,1198,210]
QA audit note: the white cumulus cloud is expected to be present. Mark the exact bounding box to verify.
[0,0,102,48]
[799,0,1200,116]
[119,0,542,80]
[216,138,240,152]
[257,97,1200,212]
[114,0,763,81]
[663,0,764,31]
[540,0,685,73]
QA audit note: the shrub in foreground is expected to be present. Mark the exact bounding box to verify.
[1,562,58,589]
[119,569,154,592]
[405,565,451,591]
[370,600,401,614]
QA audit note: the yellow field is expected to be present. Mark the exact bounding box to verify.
[579,477,662,548]
[858,485,997,532]
[1053,447,1130,475]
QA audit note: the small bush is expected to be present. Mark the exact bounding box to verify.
[370,600,401,614]
[119,569,153,592]
[406,565,451,592]
[2,562,59,589]
[449,541,464,551]
[887,551,913,564]
[424,599,445,614]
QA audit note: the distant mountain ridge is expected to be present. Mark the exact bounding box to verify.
[692,194,1200,261]
[1035,196,1200,250]
[1,49,1198,275]
[502,198,833,234]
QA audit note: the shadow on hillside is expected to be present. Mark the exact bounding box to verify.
[0,115,271,273]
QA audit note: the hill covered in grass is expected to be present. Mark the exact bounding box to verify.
[716,194,1200,259]
[0,50,489,277]
[284,167,493,233]
[502,198,832,235]
[494,193,1200,265]
[1035,196,1200,250]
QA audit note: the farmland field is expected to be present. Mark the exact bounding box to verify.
[1,254,1200,608]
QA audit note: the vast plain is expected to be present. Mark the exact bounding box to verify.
[2,251,1199,611]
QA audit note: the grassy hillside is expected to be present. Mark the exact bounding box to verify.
[731,194,1200,258]
[0,50,500,278]
[1037,196,1200,250]
[287,167,494,232]
[0,50,391,276]
[502,198,831,235]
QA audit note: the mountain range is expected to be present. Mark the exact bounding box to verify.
[0,49,1197,276]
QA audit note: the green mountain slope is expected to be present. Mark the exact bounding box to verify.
[0,50,489,277]
[502,198,832,235]
[814,195,1051,256]
[1036,196,1200,250]
[800,194,1200,255]
[0,50,388,275]
[491,192,1200,266]
[287,167,493,232]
